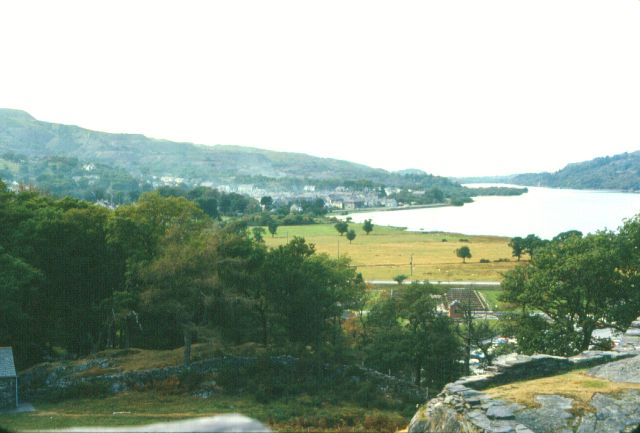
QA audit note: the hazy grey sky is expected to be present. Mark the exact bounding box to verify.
[1,1,639,177]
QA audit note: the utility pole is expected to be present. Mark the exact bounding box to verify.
[410,254,414,277]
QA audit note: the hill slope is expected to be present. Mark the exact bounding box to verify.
[511,151,640,190]
[0,108,411,184]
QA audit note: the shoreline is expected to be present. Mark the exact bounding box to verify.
[329,202,452,216]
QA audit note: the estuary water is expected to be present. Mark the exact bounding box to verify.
[344,185,640,239]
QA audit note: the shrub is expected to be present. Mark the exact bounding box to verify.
[590,337,614,351]
[479,258,490,263]
[362,413,406,433]
[48,381,111,401]
[178,370,206,391]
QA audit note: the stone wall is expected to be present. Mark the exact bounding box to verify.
[408,368,640,433]
[0,377,17,409]
[408,316,640,433]
[19,355,422,402]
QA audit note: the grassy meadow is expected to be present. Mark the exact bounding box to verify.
[0,392,407,432]
[264,223,521,282]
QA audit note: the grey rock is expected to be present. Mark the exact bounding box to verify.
[468,409,491,430]
[588,355,640,383]
[444,395,456,404]
[626,329,640,337]
[486,405,515,420]
[576,414,596,433]
[514,424,535,433]
[488,420,515,433]
[446,383,470,394]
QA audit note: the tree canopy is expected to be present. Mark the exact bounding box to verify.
[501,229,640,355]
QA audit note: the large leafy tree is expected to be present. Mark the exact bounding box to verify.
[455,246,472,263]
[362,218,374,235]
[508,236,524,261]
[263,237,364,350]
[0,248,45,367]
[138,230,219,367]
[334,221,349,236]
[363,283,463,389]
[502,232,638,355]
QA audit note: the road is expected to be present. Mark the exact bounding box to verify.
[366,280,501,287]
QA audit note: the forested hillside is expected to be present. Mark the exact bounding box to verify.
[0,109,526,204]
[0,182,463,396]
[511,151,640,190]
[0,109,439,186]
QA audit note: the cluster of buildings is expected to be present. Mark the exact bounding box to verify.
[149,176,403,211]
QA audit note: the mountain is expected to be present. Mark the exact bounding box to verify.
[0,108,395,183]
[0,109,529,204]
[510,151,640,191]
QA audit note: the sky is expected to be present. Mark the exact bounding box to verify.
[1,1,639,177]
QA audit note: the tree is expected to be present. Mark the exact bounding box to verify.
[501,232,638,355]
[393,274,408,285]
[260,196,273,210]
[455,246,472,263]
[0,247,45,366]
[363,283,463,388]
[346,229,356,244]
[262,237,364,349]
[522,234,545,259]
[139,230,225,367]
[252,226,266,243]
[267,220,278,237]
[363,219,374,235]
[508,236,524,261]
[552,230,583,242]
[334,221,349,236]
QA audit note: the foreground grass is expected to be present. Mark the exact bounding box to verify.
[0,391,407,432]
[264,224,518,281]
[484,369,640,414]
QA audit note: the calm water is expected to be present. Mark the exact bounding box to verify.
[345,185,640,239]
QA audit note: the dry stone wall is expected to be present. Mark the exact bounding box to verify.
[408,316,640,433]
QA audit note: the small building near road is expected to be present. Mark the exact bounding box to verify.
[0,347,18,409]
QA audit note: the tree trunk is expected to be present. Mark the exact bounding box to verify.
[580,322,594,351]
[259,309,268,347]
[183,329,192,368]
[414,359,422,386]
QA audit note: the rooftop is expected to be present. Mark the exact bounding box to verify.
[0,347,17,378]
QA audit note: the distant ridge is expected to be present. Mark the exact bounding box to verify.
[510,151,640,191]
[0,108,393,182]
[0,109,533,204]
[457,151,640,191]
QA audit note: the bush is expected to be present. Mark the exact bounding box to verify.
[590,337,614,351]
[48,381,111,401]
[479,258,490,263]
[178,370,206,391]
[362,413,406,433]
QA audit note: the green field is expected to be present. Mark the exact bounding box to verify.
[264,223,521,282]
[0,392,407,432]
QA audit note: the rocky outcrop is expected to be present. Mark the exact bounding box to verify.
[409,317,640,433]
[619,319,640,351]
[408,366,640,433]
